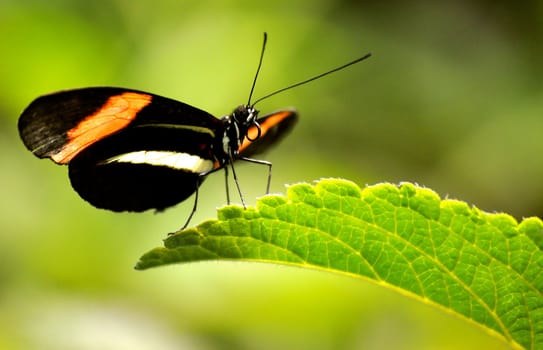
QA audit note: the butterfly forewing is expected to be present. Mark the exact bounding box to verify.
[239,109,298,158]
[18,87,222,163]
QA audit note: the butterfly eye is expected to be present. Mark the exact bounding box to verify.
[246,107,257,123]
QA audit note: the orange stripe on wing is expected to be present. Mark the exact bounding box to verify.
[52,92,152,164]
[239,110,292,154]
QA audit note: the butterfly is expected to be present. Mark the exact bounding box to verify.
[18,33,370,228]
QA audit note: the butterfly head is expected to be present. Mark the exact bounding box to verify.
[222,105,260,156]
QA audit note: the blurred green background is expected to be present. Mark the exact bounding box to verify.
[1,0,541,349]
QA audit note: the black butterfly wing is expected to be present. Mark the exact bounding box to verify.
[18,87,222,163]
[19,87,224,212]
[67,126,213,212]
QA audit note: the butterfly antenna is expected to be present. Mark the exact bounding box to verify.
[252,52,372,106]
[247,32,268,106]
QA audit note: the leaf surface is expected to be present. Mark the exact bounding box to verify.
[137,179,543,349]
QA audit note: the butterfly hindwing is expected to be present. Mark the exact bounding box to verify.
[68,120,221,212]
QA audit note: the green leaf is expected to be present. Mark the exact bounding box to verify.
[136,179,543,350]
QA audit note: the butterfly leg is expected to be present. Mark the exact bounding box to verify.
[223,165,231,204]
[238,156,272,194]
[178,176,203,230]
[228,153,246,208]
[182,187,198,230]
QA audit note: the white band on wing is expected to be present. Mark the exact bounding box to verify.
[105,151,214,173]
